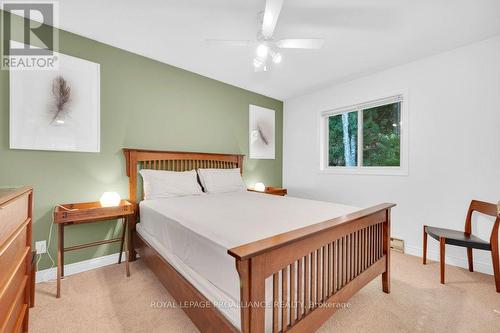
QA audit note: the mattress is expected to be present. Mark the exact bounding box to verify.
[137,191,359,330]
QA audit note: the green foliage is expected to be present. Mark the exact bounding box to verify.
[328,102,401,167]
[363,103,401,166]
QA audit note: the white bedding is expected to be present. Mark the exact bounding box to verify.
[138,191,360,330]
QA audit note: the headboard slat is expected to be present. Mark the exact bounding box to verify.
[123,148,244,203]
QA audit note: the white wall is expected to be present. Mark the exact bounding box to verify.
[283,36,500,274]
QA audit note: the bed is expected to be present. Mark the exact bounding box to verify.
[123,148,395,333]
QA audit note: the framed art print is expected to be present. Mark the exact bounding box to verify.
[10,50,100,152]
[249,104,275,159]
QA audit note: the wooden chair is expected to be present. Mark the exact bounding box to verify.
[423,200,499,292]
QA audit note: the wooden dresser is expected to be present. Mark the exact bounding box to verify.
[0,187,33,333]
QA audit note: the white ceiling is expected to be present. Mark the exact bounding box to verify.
[47,0,500,99]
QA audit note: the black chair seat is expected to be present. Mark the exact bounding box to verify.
[425,226,491,250]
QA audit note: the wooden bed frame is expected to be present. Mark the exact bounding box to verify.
[123,148,395,333]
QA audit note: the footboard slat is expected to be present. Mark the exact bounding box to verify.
[230,203,395,333]
[282,266,289,332]
[290,262,296,326]
[335,240,340,293]
[304,254,310,316]
[297,257,303,320]
[342,236,346,287]
[316,249,321,304]
[273,273,279,333]
[311,251,316,309]
[323,245,328,300]
[348,235,352,283]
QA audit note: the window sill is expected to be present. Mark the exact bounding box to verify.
[319,167,408,176]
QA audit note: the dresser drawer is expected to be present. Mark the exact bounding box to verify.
[0,277,27,333]
[0,226,28,288]
[0,193,29,246]
[0,248,29,326]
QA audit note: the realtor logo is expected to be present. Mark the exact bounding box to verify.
[1,1,59,70]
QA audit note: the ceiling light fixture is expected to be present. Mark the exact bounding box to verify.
[256,44,269,58]
[272,52,282,64]
[253,57,268,72]
[253,57,263,68]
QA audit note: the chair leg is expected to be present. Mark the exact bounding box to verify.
[440,237,445,284]
[423,226,428,265]
[467,248,473,272]
[492,244,500,293]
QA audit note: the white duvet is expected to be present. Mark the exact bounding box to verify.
[137,191,359,330]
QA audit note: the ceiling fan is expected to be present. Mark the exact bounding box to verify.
[206,0,324,72]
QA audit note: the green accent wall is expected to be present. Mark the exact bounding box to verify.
[0,12,283,271]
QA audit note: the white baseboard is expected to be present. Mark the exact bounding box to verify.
[405,245,493,275]
[36,251,127,283]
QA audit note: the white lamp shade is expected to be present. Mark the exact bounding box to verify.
[100,192,121,207]
[254,182,266,192]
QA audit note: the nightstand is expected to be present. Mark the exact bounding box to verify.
[248,186,287,196]
[53,200,135,298]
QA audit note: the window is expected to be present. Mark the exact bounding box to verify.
[320,95,407,175]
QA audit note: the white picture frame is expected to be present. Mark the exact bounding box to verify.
[249,104,275,159]
[9,50,100,152]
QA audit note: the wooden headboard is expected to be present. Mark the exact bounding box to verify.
[123,148,244,203]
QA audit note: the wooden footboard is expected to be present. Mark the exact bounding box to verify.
[228,203,395,333]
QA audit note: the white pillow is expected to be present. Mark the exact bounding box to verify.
[197,168,246,194]
[139,169,204,200]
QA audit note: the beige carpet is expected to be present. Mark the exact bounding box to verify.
[31,252,500,332]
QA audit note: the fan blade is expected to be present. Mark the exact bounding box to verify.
[276,39,324,49]
[205,39,251,47]
[261,0,283,39]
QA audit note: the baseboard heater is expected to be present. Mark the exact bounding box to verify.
[390,237,405,253]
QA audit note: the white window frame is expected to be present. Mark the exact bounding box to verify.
[319,94,408,176]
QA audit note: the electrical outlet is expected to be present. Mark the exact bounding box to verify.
[35,240,47,254]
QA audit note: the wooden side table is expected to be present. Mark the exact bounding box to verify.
[248,186,287,196]
[53,200,135,298]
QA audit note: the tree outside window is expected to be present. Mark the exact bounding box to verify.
[327,101,401,168]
